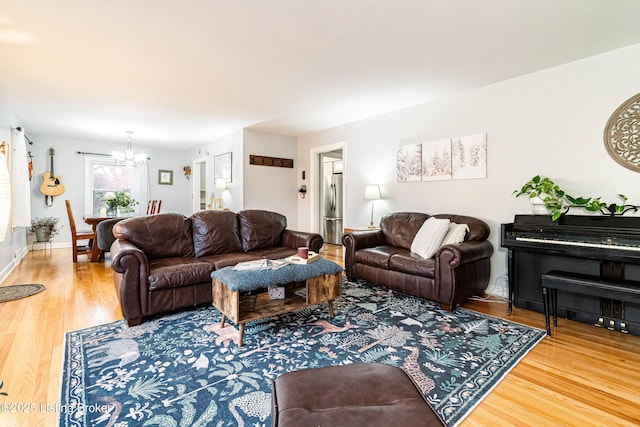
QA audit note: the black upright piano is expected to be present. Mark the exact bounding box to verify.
[501,214,640,335]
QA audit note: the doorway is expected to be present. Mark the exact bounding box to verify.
[313,144,345,245]
[192,157,207,213]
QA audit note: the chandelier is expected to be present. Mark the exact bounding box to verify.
[112,131,146,167]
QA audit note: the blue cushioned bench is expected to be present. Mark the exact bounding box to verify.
[211,258,343,346]
[211,258,343,292]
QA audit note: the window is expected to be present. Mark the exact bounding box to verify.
[84,156,147,216]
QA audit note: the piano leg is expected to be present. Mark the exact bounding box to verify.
[552,289,558,327]
[542,286,550,335]
[507,249,515,315]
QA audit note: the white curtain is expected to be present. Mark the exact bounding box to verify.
[0,148,10,241]
[11,128,31,227]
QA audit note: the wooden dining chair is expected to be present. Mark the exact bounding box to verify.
[146,200,162,215]
[65,200,96,262]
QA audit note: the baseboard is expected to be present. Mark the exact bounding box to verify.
[0,245,27,285]
[29,241,71,251]
[0,258,17,285]
[15,245,28,259]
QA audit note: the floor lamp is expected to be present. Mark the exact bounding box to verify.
[365,184,382,228]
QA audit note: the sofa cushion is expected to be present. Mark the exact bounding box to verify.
[249,247,298,260]
[113,213,194,259]
[433,214,490,241]
[410,217,450,259]
[239,210,287,252]
[354,246,406,269]
[389,253,436,278]
[191,210,243,257]
[440,222,469,247]
[380,212,430,249]
[148,257,215,290]
[198,252,263,270]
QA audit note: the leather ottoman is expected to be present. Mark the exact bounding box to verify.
[271,363,444,426]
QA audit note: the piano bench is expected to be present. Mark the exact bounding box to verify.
[541,271,640,336]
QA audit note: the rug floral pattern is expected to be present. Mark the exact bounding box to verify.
[60,280,545,426]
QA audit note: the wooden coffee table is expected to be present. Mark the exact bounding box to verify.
[211,258,342,346]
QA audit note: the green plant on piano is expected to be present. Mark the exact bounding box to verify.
[566,193,637,217]
[514,175,637,221]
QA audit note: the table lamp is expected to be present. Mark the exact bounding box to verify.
[364,184,382,228]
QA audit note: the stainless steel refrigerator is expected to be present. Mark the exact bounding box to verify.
[322,161,343,244]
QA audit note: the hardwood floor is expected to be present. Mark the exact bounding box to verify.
[1,245,639,426]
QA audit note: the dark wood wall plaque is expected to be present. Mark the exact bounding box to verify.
[249,155,294,168]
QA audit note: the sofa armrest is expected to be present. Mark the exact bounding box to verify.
[436,240,494,267]
[111,239,149,274]
[110,239,150,323]
[436,240,494,309]
[342,230,385,279]
[282,230,324,253]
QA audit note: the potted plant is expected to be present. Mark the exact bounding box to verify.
[29,217,62,242]
[514,175,637,221]
[513,175,566,218]
[104,190,139,216]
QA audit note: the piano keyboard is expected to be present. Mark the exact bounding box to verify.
[515,236,640,252]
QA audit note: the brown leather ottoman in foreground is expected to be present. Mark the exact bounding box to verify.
[272,363,444,427]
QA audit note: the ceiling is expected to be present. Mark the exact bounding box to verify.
[1,0,640,149]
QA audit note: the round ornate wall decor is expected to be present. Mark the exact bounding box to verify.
[604,92,640,172]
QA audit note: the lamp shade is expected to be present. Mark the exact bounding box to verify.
[364,184,381,200]
[216,178,228,190]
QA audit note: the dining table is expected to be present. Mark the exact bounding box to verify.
[86,215,137,261]
[83,216,113,262]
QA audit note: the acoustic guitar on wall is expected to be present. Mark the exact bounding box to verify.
[40,147,65,206]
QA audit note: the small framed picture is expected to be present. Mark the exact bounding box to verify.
[214,152,232,183]
[158,170,173,185]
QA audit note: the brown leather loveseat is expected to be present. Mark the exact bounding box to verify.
[342,212,493,310]
[110,209,324,326]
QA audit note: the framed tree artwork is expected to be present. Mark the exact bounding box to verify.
[422,139,452,181]
[396,144,422,182]
[397,133,487,182]
[451,133,487,180]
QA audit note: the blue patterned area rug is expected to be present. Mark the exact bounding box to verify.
[60,279,545,426]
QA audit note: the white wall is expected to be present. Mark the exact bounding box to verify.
[243,129,298,228]
[5,43,640,289]
[298,43,640,297]
[27,135,189,246]
[183,128,298,227]
[146,146,192,215]
[186,129,244,213]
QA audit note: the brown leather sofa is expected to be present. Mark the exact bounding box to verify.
[342,212,493,310]
[110,210,324,326]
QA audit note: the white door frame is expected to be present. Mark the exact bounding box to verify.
[192,156,207,214]
[309,141,346,235]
